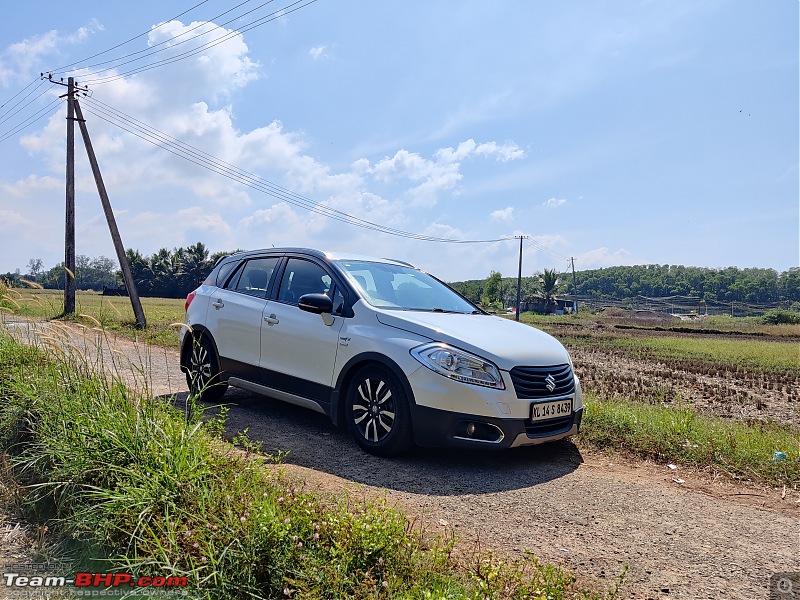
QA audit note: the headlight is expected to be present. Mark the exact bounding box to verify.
[410,343,505,389]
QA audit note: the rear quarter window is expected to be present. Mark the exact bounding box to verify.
[215,259,240,287]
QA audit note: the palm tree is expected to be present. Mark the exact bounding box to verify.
[538,268,560,313]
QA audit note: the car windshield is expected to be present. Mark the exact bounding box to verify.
[334,260,480,314]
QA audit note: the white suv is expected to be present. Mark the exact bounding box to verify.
[180,248,583,456]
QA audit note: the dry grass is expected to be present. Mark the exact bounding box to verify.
[6,288,185,347]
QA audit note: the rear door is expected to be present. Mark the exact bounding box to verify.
[258,257,345,407]
[205,256,280,380]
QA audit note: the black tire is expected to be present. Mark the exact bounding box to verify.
[185,334,228,402]
[346,364,413,457]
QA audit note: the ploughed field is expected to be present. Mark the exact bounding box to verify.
[538,319,799,427]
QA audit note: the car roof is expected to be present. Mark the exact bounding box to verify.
[226,248,416,268]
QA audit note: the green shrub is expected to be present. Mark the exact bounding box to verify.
[762,308,800,325]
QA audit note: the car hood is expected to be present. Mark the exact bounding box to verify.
[374,310,570,370]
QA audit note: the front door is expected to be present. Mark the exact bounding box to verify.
[259,257,345,407]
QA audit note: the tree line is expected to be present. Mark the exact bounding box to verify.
[449,264,800,306]
[4,251,798,306]
[1,243,232,299]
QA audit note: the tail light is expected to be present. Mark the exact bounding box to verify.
[185,290,197,312]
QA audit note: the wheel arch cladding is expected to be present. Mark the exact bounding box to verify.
[180,325,217,371]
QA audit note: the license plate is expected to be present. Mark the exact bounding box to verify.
[530,399,573,422]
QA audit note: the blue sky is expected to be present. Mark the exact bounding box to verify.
[0,0,797,282]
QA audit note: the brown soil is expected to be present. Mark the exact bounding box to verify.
[546,322,800,426]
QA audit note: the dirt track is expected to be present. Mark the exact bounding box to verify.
[3,320,799,599]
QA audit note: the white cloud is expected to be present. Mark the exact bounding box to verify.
[435,139,478,164]
[543,197,567,208]
[309,45,327,60]
[144,20,259,101]
[0,21,103,86]
[370,139,525,207]
[0,209,30,230]
[474,141,526,162]
[435,139,525,164]
[490,207,515,222]
[577,247,641,269]
[177,206,233,237]
[1,175,61,197]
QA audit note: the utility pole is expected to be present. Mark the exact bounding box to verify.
[64,77,76,315]
[570,257,578,313]
[515,235,528,321]
[73,98,147,328]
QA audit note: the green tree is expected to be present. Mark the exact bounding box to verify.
[26,258,44,281]
[483,271,503,305]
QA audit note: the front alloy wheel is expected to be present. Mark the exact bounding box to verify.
[347,364,412,456]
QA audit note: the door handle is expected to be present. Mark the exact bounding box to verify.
[212,300,224,309]
[263,314,279,325]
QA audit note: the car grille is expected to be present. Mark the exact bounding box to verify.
[525,414,574,436]
[509,364,575,399]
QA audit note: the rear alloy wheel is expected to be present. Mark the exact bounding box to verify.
[186,335,228,402]
[347,364,412,456]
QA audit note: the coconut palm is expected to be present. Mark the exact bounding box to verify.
[538,268,560,312]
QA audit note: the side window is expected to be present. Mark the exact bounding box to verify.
[227,257,279,298]
[277,259,332,306]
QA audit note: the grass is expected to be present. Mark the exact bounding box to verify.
[580,392,800,486]
[0,329,618,599]
[517,310,800,338]
[2,288,185,347]
[550,331,799,376]
[599,336,800,375]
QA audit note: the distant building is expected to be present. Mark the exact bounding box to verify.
[521,295,577,314]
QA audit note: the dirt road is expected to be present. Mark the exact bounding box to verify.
[3,320,798,599]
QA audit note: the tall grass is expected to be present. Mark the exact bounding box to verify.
[0,331,612,599]
[6,288,185,347]
[581,392,799,486]
[602,336,800,374]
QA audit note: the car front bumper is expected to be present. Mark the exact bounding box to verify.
[410,404,583,449]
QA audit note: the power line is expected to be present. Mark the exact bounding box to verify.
[79,95,512,245]
[524,237,569,262]
[0,97,63,144]
[49,0,214,74]
[75,0,318,86]
[55,0,267,79]
[0,77,43,113]
[0,82,51,128]
[1,0,309,142]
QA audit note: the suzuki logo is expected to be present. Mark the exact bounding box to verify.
[544,374,557,393]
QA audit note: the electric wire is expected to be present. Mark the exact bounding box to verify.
[77,0,318,86]
[0,83,51,128]
[0,77,42,113]
[56,0,268,79]
[524,237,569,262]
[48,0,214,74]
[0,97,63,144]
[79,96,511,244]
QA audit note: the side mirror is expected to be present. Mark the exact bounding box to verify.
[298,293,333,315]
